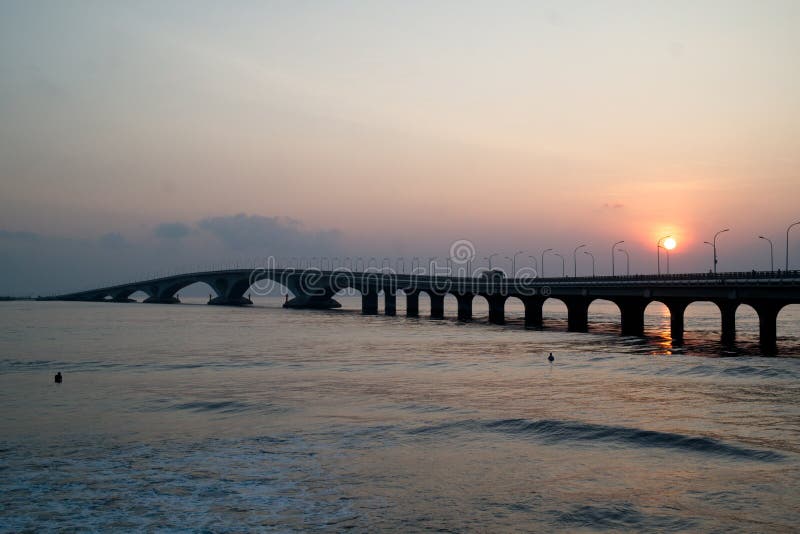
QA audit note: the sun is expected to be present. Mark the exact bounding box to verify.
[663,237,677,250]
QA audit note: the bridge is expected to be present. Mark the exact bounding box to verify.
[40,268,800,354]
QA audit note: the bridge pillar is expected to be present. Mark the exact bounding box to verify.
[616,297,648,337]
[662,299,689,345]
[563,297,590,332]
[430,293,445,319]
[486,295,506,325]
[456,294,473,322]
[522,296,545,327]
[384,290,397,316]
[362,291,379,315]
[716,301,737,345]
[750,301,783,355]
[406,290,419,317]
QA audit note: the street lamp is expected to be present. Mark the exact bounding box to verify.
[616,248,630,275]
[611,240,624,276]
[508,250,524,277]
[527,255,538,273]
[484,253,499,270]
[553,252,566,277]
[710,228,730,274]
[787,221,800,271]
[428,256,437,277]
[541,248,553,278]
[573,244,587,277]
[584,251,596,277]
[656,235,671,275]
[758,236,774,272]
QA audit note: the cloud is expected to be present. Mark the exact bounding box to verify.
[154,222,191,239]
[0,230,40,242]
[198,213,342,252]
[98,232,127,249]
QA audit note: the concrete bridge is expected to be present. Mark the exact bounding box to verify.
[41,268,800,354]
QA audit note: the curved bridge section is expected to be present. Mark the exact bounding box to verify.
[42,269,800,354]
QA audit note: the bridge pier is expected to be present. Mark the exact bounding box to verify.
[430,293,445,319]
[384,290,396,316]
[563,297,590,332]
[750,301,783,355]
[616,297,648,337]
[362,291,379,315]
[208,296,253,306]
[406,290,419,317]
[456,294,473,322]
[522,297,544,327]
[485,295,506,325]
[716,301,737,345]
[658,299,688,345]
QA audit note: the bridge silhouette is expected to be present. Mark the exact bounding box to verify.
[41,268,800,354]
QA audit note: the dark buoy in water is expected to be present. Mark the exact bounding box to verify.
[54,372,62,384]
[547,352,554,362]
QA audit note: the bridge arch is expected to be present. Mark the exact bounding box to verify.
[504,296,527,325]
[644,301,671,340]
[776,304,800,351]
[164,281,218,304]
[542,297,569,329]
[587,299,622,335]
[126,290,150,303]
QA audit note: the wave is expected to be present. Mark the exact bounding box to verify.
[671,364,798,380]
[171,400,254,413]
[551,502,698,531]
[409,418,783,461]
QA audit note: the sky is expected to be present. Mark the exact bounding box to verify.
[1,1,799,294]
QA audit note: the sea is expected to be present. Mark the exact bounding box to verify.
[1,296,799,532]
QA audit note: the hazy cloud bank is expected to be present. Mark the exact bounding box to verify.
[0,214,344,295]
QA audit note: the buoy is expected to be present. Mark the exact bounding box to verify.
[548,352,554,362]
[54,372,62,383]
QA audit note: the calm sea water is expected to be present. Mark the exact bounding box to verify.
[1,297,799,531]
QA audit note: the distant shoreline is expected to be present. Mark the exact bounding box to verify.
[0,296,34,301]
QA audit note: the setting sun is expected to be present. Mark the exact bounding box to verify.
[663,237,677,250]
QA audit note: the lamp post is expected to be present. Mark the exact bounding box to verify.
[703,241,713,273]
[553,252,566,277]
[617,248,630,275]
[485,253,499,270]
[758,236,774,272]
[528,255,538,274]
[573,244,587,277]
[656,235,671,275]
[506,250,524,277]
[787,221,800,271]
[428,256,437,277]
[396,257,406,274]
[584,251,596,277]
[541,248,553,278]
[611,240,624,276]
[710,228,729,274]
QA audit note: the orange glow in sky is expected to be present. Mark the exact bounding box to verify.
[663,237,677,250]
